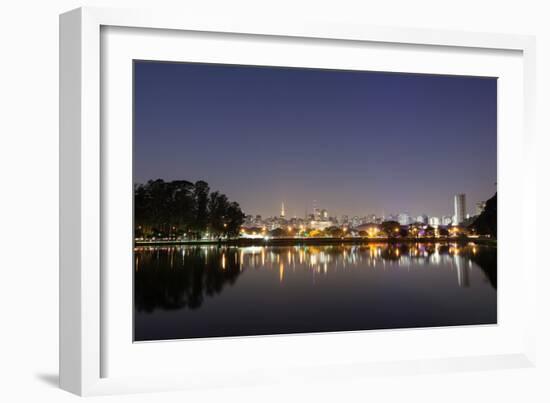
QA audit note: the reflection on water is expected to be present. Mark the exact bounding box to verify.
[134,242,496,341]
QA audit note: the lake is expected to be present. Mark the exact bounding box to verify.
[134,242,496,341]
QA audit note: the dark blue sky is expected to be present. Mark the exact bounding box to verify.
[134,61,496,218]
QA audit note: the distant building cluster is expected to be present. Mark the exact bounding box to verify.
[243,202,339,233]
[241,193,487,237]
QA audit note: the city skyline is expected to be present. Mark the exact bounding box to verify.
[241,192,480,222]
[134,61,496,218]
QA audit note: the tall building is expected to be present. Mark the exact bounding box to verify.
[280,202,285,218]
[416,214,428,224]
[453,193,466,225]
[366,214,378,223]
[312,200,320,221]
[442,216,453,226]
[429,216,440,227]
[398,212,411,226]
[320,209,329,221]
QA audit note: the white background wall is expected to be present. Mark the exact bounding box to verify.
[0,0,548,401]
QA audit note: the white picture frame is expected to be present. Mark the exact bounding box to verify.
[60,6,537,396]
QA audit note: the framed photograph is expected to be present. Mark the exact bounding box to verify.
[60,7,537,396]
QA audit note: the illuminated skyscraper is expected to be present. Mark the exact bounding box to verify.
[453,193,466,225]
[312,200,320,221]
[398,212,411,226]
[280,202,285,218]
[416,214,428,224]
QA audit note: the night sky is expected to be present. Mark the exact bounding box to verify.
[134,61,496,219]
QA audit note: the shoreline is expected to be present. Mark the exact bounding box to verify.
[135,237,497,247]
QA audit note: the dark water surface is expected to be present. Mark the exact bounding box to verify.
[134,243,496,341]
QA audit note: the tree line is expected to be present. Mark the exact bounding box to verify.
[134,179,245,239]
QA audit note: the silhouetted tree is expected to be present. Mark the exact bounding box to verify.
[224,202,246,237]
[326,226,344,237]
[381,221,400,238]
[207,192,245,238]
[134,179,244,239]
[269,228,286,238]
[208,191,230,237]
[192,180,210,237]
[470,193,497,238]
[423,225,435,237]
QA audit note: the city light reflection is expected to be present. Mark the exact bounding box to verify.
[135,242,492,288]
